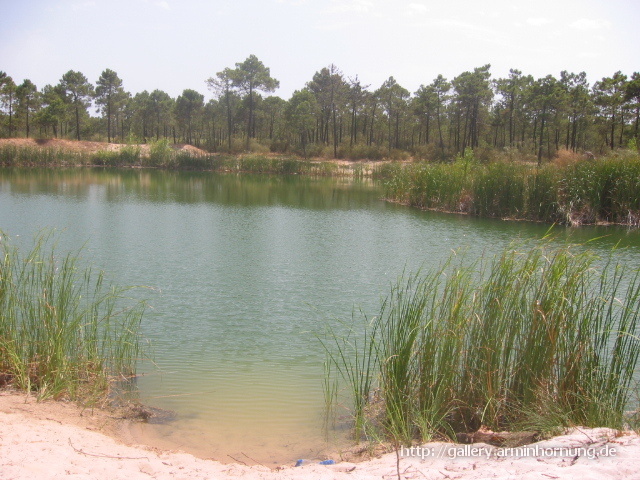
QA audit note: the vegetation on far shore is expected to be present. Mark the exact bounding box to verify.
[1,58,639,163]
[384,146,640,227]
[323,240,640,446]
[0,139,375,177]
[2,138,640,227]
[0,231,146,403]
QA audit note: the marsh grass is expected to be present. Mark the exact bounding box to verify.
[0,231,146,403]
[323,241,640,445]
[147,138,173,167]
[386,151,640,226]
[1,143,381,178]
[321,311,378,441]
[91,146,141,167]
[0,145,91,167]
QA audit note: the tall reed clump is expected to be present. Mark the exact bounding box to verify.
[91,146,141,167]
[559,152,640,225]
[323,241,640,445]
[147,138,175,167]
[0,231,146,402]
[385,150,640,226]
[0,145,90,166]
[236,155,313,175]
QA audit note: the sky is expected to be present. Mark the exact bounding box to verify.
[1,0,638,102]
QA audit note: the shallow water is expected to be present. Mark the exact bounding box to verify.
[1,168,639,465]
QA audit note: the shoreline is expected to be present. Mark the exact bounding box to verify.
[3,137,640,228]
[0,137,389,176]
[384,197,640,228]
[2,392,639,479]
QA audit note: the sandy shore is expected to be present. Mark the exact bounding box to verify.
[0,138,208,157]
[1,392,639,480]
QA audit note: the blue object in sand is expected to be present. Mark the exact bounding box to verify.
[295,459,336,467]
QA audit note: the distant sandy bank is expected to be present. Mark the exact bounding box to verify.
[0,137,207,157]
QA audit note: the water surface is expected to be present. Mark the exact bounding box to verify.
[2,168,639,465]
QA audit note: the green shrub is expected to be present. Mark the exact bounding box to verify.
[119,145,141,166]
[174,152,210,169]
[388,149,411,161]
[148,138,174,167]
[91,150,121,166]
[410,144,437,162]
[338,143,387,161]
[239,155,271,173]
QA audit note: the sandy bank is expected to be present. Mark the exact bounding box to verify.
[0,138,207,157]
[0,137,394,170]
[1,392,639,479]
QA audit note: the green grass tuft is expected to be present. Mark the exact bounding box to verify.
[0,230,147,403]
[324,241,640,445]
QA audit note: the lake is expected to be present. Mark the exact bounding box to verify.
[1,167,639,465]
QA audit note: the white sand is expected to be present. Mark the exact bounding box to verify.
[1,392,639,480]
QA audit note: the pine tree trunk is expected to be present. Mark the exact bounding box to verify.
[75,102,81,141]
[537,106,547,166]
[107,94,112,143]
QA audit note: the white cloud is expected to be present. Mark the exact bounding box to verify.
[409,17,506,47]
[423,18,499,35]
[328,0,374,14]
[314,20,355,30]
[138,0,170,10]
[569,18,611,30]
[408,3,428,14]
[480,10,501,19]
[71,1,96,10]
[526,17,553,27]
[316,0,375,29]
[422,18,472,29]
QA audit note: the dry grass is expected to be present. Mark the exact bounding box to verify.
[553,148,583,167]
[0,138,208,157]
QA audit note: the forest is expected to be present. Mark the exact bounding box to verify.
[1,55,639,162]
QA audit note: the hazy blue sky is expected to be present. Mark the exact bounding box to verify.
[1,0,638,101]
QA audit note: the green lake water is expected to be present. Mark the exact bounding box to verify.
[1,168,640,465]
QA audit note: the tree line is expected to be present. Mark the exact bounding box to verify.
[1,56,639,161]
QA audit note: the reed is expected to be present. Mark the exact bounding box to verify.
[558,153,640,225]
[91,146,141,167]
[0,144,373,179]
[0,231,146,402]
[385,150,640,226]
[321,312,379,440]
[324,241,640,445]
[0,145,91,167]
[0,143,376,177]
[147,138,173,167]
